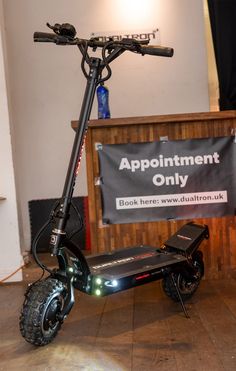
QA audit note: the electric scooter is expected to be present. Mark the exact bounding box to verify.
[20,23,209,346]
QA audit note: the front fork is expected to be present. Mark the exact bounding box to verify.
[49,237,91,322]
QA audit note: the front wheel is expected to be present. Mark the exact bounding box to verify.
[19,277,67,346]
[162,253,204,303]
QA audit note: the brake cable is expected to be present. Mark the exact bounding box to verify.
[79,41,90,79]
[99,41,114,83]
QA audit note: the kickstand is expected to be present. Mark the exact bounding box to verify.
[170,273,190,319]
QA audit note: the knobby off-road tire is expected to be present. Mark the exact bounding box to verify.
[20,278,66,346]
[162,254,204,303]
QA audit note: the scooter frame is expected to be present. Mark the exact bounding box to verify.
[21,23,209,346]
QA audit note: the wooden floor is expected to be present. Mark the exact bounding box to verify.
[0,260,236,370]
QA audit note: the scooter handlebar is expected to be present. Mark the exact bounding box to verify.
[34,31,174,58]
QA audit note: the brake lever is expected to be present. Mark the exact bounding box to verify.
[47,22,61,34]
[46,22,76,39]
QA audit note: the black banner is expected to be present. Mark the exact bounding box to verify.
[98,136,236,224]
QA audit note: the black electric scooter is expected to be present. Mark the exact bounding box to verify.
[20,23,209,346]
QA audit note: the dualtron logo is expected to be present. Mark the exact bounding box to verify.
[92,252,156,270]
[177,234,192,241]
[91,29,160,44]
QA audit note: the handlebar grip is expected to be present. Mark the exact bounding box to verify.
[34,32,58,42]
[139,45,174,57]
[34,32,70,45]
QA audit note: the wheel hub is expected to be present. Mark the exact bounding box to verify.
[43,297,62,331]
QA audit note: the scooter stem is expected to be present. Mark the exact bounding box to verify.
[50,57,101,255]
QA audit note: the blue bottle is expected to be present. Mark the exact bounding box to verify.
[96,83,111,119]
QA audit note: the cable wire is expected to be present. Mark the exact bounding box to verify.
[0,264,26,284]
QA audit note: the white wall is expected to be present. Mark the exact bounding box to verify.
[0,0,22,281]
[2,0,209,252]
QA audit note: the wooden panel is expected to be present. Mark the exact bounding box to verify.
[72,110,236,279]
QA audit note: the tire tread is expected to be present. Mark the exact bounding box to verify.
[19,278,64,346]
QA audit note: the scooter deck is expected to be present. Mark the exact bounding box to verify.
[87,245,186,280]
[85,246,186,296]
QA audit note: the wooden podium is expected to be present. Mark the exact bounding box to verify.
[72,110,236,279]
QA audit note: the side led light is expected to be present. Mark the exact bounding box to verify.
[95,278,102,285]
[95,289,101,296]
[135,273,150,281]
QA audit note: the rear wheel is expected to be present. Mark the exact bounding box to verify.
[20,277,67,346]
[162,253,204,302]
